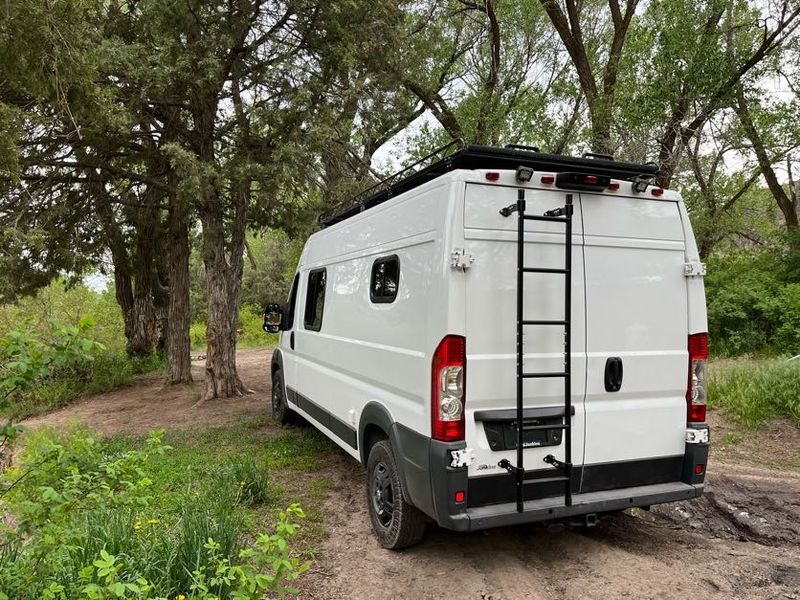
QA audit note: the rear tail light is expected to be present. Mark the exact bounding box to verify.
[686,333,708,422]
[432,335,466,441]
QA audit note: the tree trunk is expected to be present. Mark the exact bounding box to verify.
[166,198,193,384]
[198,179,247,400]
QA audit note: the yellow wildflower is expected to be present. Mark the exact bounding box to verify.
[134,520,142,531]
[147,518,160,526]
[176,595,186,600]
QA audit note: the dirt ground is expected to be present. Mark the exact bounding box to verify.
[23,348,800,599]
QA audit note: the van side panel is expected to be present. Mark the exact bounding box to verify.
[580,194,688,469]
[291,179,459,458]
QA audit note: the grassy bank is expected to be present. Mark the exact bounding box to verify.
[708,358,800,428]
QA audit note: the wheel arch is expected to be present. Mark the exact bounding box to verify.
[358,402,394,466]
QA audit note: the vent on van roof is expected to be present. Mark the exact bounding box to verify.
[318,143,660,228]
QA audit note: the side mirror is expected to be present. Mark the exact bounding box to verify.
[263,303,285,333]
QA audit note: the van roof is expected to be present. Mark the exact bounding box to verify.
[319,143,661,228]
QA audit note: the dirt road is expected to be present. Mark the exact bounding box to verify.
[24,348,800,599]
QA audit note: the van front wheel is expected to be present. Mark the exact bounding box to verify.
[271,369,295,425]
[366,440,426,549]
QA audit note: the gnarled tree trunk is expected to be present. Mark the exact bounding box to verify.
[166,194,193,384]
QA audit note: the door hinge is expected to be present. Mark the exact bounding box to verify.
[683,261,706,277]
[450,248,474,271]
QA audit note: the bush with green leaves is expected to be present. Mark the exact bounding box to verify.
[0,317,106,436]
[0,427,310,599]
[705,249,800,356]
[0,316,163,421]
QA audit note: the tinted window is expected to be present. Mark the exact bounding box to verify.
[304,268,327,331]
[286,274,299,329]
[370,256,399,303]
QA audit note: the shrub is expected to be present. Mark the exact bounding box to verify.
[705,250,800,356]
[708,359,800,427]
[0,318,163,421]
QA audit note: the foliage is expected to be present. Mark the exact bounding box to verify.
[0,312,163,422]
[0,317,105,436]
[0,280,127,352]
[0,427,310,599]
[704,249,800,356]
[708,359,800,427]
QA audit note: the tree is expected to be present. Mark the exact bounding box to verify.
[539,0,640,155]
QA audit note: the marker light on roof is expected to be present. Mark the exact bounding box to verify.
[516,166,534,183]
[540,175,555,184]
[485,172,500,181]
[608,182,620,191]
[651,187,665,197]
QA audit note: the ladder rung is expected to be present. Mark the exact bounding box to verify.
[522,372,567,378]
[523,214,568,223]
[523,476,570,485]
[517,423,567,431]
[522,267,568,274]
[522,319,566,326]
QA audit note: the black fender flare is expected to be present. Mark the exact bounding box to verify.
[271,348,283,375]
[358,402,395,465]
[358,402,434,517]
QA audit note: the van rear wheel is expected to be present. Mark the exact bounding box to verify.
[271,369,296,425]
[366,440,426,549]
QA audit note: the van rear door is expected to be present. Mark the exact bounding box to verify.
[462,182,587,504]
[580,192,688,489]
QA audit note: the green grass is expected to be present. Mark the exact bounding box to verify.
[103,421,335,532]
[3,350,166,421]
[708,358,800,428]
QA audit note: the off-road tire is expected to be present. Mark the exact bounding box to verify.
[271,369,296,425]
[366,440,427,549]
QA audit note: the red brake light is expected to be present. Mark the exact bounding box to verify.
[585,175,598,184]
[607,182,620,191]
[540,175,555,184]
[454,490,465,503]
[689,333,709,359]
[485,172,500,181]
[651,187,665,197]
[686,333,708,422]
[431,335,466,442]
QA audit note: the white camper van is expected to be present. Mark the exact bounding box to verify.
[264,144,710,549]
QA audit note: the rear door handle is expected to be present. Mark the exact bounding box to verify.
[604,357,623,392]
[290,331,295,350]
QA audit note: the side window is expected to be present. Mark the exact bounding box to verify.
[370,255,400,303]
[304,268,327,331]
[286,274,299,329]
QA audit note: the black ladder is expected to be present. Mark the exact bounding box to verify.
[498,190,574,513]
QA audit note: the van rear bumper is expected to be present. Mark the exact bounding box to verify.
[438,481,703,532]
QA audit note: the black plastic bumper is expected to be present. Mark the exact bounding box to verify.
[440,481,704,532]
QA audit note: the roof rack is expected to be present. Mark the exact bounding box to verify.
[318,143,660,228]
